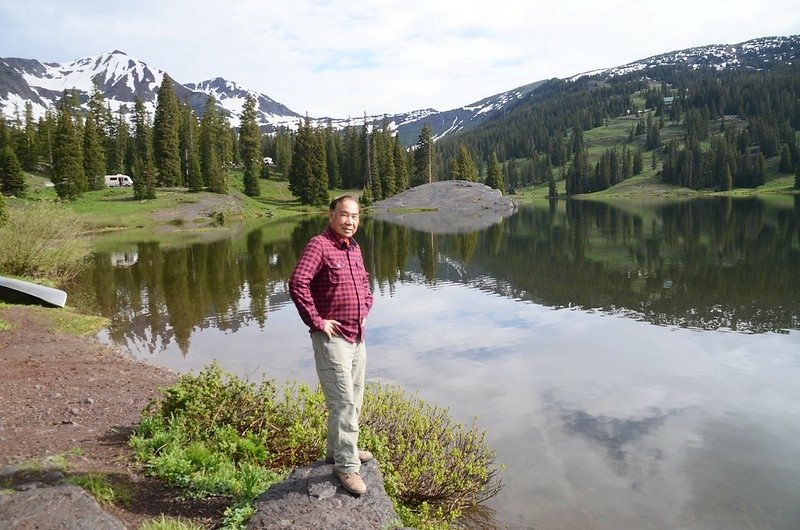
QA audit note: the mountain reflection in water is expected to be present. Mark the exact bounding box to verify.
[70,195,800,529]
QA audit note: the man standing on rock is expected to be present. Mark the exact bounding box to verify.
[288,195,374,496]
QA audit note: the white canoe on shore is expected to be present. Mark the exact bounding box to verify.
[0,276,67,308]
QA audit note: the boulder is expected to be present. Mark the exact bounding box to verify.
[0,469,125,530]
[372,180,517,234]
[247,458,404,530]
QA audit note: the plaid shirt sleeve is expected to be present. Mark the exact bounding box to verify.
[288,237,326,332]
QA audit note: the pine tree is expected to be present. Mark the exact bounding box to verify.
[722,165,733,191]
[200,95,225,193]
[132,96,156,199]
[456,144,479,182]
[342,124,362,188]
[180,103,202,191]
[239,94,261,197]
[485,152,504,192]
[380,129,396,198]
[20,102,37,171]
[795,164,800,189]
[633,149,644,175]
[82,114,106,190]
[289,117,328,205]
[548,170,557,198]
[51,91,86,200]
[779,144,792,173]
[325,123,342,189]
[153,74,182,187]
[0,145,27,196]
[274,131,293,180]
[393,135,409,192]
[412,123,434,186]
[369,134,382,200]
[755,152,767,187]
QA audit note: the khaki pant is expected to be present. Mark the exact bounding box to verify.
[311,332,366,474]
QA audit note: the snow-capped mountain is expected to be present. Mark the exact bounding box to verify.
[574,35,798,80]
[184,77,301,128]
[0,50,208,122]
[1,35,798,146]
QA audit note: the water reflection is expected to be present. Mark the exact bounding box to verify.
[70,196,800,529]
[73,196,800,356]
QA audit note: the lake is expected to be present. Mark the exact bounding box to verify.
[74,195,800,529]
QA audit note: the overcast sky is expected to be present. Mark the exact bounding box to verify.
[1,0,798,118]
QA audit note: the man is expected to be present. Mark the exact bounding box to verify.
[288,195,374,496]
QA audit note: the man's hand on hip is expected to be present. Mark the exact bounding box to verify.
[321,319,342,339]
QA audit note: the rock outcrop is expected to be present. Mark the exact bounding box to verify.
[372,180,517,234]
[0,466,126,530]
[247,458,404,530]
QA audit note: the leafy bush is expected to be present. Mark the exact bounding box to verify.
[361,383,503,524]
[0,202,90,282]
[131,363,502,529]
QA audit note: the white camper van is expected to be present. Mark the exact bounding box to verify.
[104,174,134,187]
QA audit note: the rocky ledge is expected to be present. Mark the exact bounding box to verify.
[1,459,407,530]
[372,180,517,234]
[248,458,407,530]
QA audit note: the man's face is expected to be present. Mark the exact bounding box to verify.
[329,198,360,239]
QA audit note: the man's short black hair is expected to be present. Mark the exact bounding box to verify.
[329,195,358,211]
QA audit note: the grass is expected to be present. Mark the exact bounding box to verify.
[66,472,133,507]
[52,309,108,336]
[138,515,205,530]
[0,202,91,283]
[14,171,362,238]
[0,302,108,337]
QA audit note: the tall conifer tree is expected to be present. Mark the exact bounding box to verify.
[132,96,156,199]
[180,103,202,191]
[153,74,182,187]
[52,91,86,200]
[82,114,106,190]
[412,123,435,186]
[485,152,504,192]
[200,95,225,193]
[393,135,409,192]
[239,94,261,197]
[0,145,27,196]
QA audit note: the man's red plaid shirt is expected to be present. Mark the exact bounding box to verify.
[289,227,373,344]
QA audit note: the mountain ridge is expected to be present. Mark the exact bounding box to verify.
[1,35,797,145]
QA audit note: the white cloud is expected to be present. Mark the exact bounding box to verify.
[0,0,798,117]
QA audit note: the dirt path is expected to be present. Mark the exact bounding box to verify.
[0,305,226,528]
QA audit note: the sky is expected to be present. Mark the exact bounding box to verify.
[1,0,799,118]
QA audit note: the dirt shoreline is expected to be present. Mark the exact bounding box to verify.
[0,305,227,528]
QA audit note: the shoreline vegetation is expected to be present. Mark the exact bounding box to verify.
[1,170,796,528]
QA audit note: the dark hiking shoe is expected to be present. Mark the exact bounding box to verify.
[335,469,367,496]
[325,450,374,464]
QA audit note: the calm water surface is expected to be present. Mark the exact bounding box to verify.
[74,196,800,529]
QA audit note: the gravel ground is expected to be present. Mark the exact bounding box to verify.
[0,305,227,528]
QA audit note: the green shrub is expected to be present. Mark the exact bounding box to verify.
[0,202,90,282]
[361,383,503,525]
[131,363,502,529]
